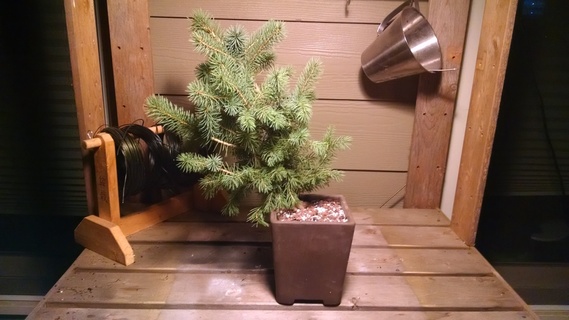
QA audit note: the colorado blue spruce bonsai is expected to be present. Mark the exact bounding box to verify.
[145,10,350,226]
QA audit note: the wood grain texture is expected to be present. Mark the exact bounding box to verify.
[404,0,471,208]
[150,18,418,102]
[352,207,449,225]
[63,0,106,138]
[42,272,523,310]
[29,309,535,320]
[93,133,120,223]
[451,0,519,245]
[75,244,491,275]
[74,215,134,266]
[117,191,194,236]
[107,0,155,125]
[126,223,465,248]
[29,208,536,318]
[149,0,430,23]
[63,0,106,215]
[170,206,449,226]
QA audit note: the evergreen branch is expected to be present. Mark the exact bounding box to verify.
[177,153,222,173]
[224,25,247,58]
[190,10,223,43]
[209,55,253,109]
[245,20,285,72]
[295,58,322,97]
[145,12,351,227]
[144,95,196,142]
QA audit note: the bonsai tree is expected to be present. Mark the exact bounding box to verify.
[145,10,350,226]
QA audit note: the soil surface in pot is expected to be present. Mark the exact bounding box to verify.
[275,199,348,223]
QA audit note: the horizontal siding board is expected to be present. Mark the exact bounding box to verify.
[149,0,429,24]
[150,18,418,102]
[320,171,407,208]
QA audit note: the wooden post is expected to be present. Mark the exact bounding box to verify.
[451,0,519,246]
[404,0,471,209]
[63,0,107,215]
[93,133,121,224]
[106,0,154,125]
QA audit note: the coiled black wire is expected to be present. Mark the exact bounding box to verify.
[96,123,196,205]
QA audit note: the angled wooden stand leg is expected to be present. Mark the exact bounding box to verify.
[74,215,135,266]
[76,127,192,266]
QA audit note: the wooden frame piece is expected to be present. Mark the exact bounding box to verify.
[66,0,520,251]
[106,0,154,125]
[404,0,471,209]
[75,127,193,265]
[63,0,107,215]
[451,0,519,245]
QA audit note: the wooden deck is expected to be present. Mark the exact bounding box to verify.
[28,208,538,319]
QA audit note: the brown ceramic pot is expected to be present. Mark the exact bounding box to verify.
[270,194,355,306]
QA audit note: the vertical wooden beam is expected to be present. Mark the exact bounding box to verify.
[64,0,106,214]
[404,0,471,209]
[451,0,518,246]
[106,0,154,125]
[93,133,121,224]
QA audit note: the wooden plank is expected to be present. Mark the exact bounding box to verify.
[149,0,430,24]
[43,272,523,310]
[93,133,120,223]
[163,96,415,172]
[352,207,449,226]
[349,247,492,275]
[106,0,154,125]
[63,0,106,139]
[127,221,272,243]
[75,245,492,276]
[127,222,465,248]
[451,0,519,245]
[63,0,106,215]
[404,0,470,208]
[150,18,418,102]
[30,308,534,320]
[170,207,449,226]
[356,225,467,248]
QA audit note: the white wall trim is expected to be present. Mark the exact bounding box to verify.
[441,0,486,218]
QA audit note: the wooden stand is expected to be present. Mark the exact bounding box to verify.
[75,126,193,265]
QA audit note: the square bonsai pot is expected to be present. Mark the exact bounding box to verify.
[270,194,355,306]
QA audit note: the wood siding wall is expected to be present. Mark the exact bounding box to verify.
[148,0,430,208]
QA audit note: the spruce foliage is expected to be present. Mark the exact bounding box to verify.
[145,10,350,226]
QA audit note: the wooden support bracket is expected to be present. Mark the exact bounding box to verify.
[75,126,193,265]
[75,215,135,266]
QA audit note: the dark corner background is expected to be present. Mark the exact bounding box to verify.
[0,0,87,304]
